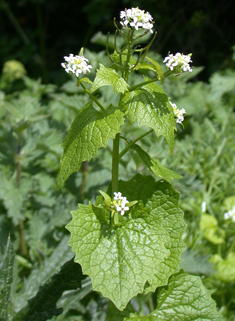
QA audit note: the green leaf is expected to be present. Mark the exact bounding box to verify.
[12,236,74,311]
[146,57,163,80]
[111,50,137,67]
[224,196,235,211]
[180,249,214,275]
[66,174,186,310]
[129,142,182,181]
[57,103,124,188]
[90,64,129,94]
[99,190,112,209]
[121,271,222,321]
[134,62,157,72]
[121,81,175,154]
[12,258,85,321]
[76,77,92,86]
[151,270,222,320]
[0,174,33,225]
[213,252,235,283]
[134,58,163,81]
[200,214,225,244]
[107,303,135,321]
[0,237,15,320]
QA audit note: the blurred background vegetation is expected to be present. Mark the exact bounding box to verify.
[1,0,235,84]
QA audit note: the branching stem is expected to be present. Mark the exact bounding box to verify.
[119,129,154,159]
[80,83,106,112]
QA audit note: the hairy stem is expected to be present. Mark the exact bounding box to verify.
[80,83,106,112]
[119,129,154,159]
[112,133,120,196]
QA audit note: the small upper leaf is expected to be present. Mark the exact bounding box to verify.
[57,103,124,188]
[121,81,175,154]
[90,64,129,94]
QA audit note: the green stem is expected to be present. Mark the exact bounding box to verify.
[1,1,30,45]
[112,133,120,196]
[148,294,155,312]
[16,133,27,258]
[80,83,106,112]
[119,129,153,159]
[36,1,47,83]
[114,211,119,225]
[128,69,174,92]
[80,161,88,201]
[229,236,235,253]
[128,77,159,92]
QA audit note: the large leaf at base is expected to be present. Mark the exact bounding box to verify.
[90,64,129,94]
[121,81,175,154]
[66,174,186,310]
[57,103,124,188]
[114,271,222,321]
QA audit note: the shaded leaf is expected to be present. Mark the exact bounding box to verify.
[12,236,74,311]
[12,258,85,321]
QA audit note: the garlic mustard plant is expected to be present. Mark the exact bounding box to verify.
[58,6,223,319]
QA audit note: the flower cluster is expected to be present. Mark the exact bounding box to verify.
[169,101,186,124]
[120,7,154,33]
[111,192,129,216]
[163,53,193,73]
[61,54,92,77]
[224,206,235,222]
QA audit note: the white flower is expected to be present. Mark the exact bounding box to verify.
[114,192,122,200]
[224,206,235,222]
[163,52,193,73]
[120,7,154,33]
[201,201,207,213]
[169,101,186,124]
[111,192,129,215]
[61,54,92,77]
